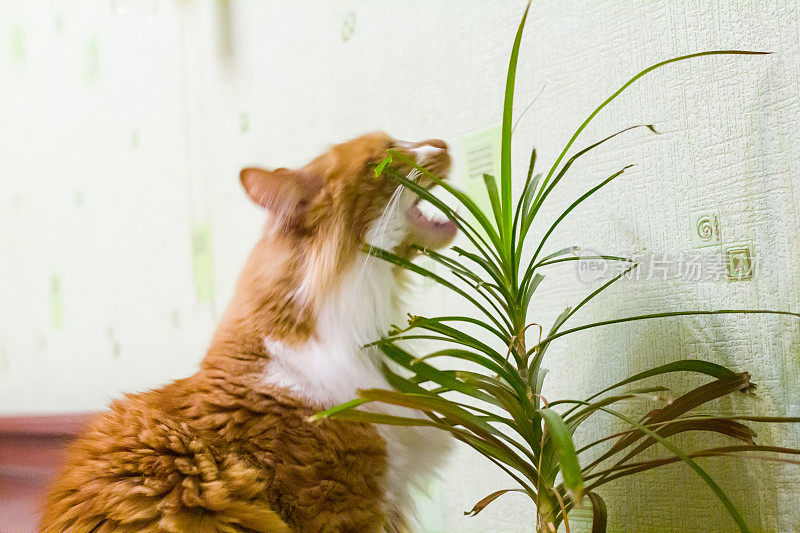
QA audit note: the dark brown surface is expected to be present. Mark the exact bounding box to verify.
[0,413,94,533]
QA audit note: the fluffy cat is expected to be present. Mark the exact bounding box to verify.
[42,133,457,532]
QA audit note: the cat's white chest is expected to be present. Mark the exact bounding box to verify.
[263,257,451,522]
[264,337,451,522]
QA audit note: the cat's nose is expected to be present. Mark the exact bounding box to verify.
[421,139,447,150]
[395,139,448,153]
[397,139,449,163]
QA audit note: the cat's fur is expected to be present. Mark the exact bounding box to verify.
[42,133,456,532]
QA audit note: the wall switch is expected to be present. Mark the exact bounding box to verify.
[690,211,721,248]
[723,242,755,281]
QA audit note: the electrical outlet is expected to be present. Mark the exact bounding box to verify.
[723,242,755,281]
[690,211,721,248]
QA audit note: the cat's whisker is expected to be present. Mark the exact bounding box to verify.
[358,185,403,281]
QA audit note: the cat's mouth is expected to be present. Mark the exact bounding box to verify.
[405,187,458,250]
[393,139,457,250]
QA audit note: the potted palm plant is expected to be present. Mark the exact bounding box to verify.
[315,3,800,531]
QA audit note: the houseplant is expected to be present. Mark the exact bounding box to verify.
[315,3,800,531]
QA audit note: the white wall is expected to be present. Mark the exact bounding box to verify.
[1,1,798,531]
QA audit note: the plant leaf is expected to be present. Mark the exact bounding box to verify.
[533,309,800,352]
[395,316,507,364]
[359,388,541,484]
[483,173,505,240]
[309,398,370,422]
[374,154,392,177]
[538,407,584,504]
[500,1,531,251]
[452,245,510,289]
[411,348,527,396]
[587,491,608,533]
[464,489,526,517]
[378,342,501,406]
[511,147,539,259]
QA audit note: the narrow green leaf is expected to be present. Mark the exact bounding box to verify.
[414,246,514,306]
[501,1,531,249]
[378,342,501,406]
[521,272,545,311]
[538,407,584,504]
[483,173,505,240]
[373,333,505,364]
[411,348,526,395]
[511,149,539,271]
[513,171,543,279]
[310,398,370,422]
[359,388,541,484]
[322,408,444,427]
[406,314,509,344]
[535,246,578,266]
[535,254,633,269]
[608,418,757,473]
[452,245,510,289]
[532,309,800,353]
[562,394,641,431]
[456,371,537,441]
[396,316,508,363]
[374,154,392,177]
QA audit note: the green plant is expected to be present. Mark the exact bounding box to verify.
[314,3,800,531]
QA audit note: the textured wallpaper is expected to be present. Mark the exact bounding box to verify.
[1,1,798,531]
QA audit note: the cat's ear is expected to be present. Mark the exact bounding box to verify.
[240,167,314,228]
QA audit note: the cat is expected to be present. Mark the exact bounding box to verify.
[41,132,457,532]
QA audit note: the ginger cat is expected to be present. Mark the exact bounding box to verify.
[42,133,457,532]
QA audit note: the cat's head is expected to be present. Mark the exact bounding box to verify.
[240,132,456,292]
